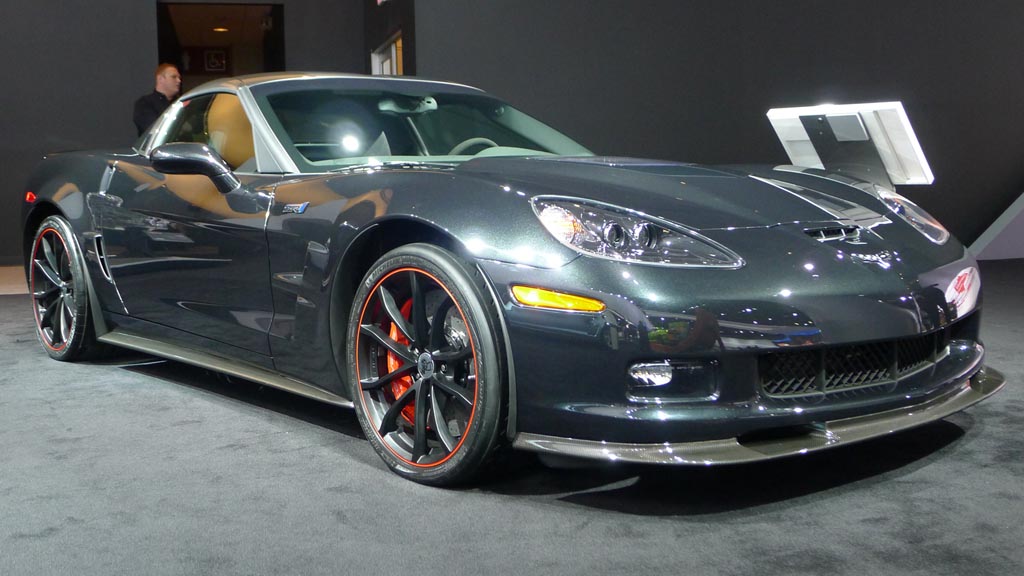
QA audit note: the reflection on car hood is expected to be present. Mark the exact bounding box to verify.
[457,156,883,230]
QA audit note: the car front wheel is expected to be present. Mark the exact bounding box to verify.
[347,244,506,486]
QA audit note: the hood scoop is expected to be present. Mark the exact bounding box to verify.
[803,224,863,243]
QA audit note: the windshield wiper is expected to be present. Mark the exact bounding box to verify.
[328,160,458,173]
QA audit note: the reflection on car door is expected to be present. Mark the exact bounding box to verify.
[94,92,278,357]
[97,160,278,356]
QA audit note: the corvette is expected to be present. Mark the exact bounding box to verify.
[21,73,1004,485]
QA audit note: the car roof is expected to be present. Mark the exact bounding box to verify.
[185,72,485,97]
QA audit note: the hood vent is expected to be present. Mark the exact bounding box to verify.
[804,225,861,243]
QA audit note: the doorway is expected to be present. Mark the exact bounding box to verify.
[371,33,403,75]
[157,3,285,92]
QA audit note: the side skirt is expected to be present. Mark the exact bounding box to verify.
[98,329,354,408]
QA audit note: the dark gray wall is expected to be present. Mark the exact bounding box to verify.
[0,0,364,266]
[415,0,1024,246]
[1,2,156,267]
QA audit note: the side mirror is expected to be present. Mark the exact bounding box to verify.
[150,142,241,194]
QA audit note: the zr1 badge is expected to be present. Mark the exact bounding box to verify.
[282,202,310,214]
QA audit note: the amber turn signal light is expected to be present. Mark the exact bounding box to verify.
[511,285,606,312]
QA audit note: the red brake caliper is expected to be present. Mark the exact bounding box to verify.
[387,300,417,424]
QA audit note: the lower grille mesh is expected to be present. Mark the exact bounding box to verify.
[759,330,950,398]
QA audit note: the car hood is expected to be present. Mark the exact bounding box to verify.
[457,156,883,230]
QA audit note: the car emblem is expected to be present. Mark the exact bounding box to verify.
[282,202,310,214]
[417,353,435,379]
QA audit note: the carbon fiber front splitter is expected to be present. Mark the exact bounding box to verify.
[511,366,1005,465]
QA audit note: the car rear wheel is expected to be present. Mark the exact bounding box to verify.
[347,244,505,486]
[29,215,104,361]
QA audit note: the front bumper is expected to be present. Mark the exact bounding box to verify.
[511,366,1004,465]
[479,247,994,443]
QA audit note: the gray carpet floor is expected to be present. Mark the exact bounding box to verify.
[2,261,1022,575]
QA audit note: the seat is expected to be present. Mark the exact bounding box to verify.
[206,94,255,170]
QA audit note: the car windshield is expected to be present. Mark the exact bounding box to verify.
[253,87,593,171]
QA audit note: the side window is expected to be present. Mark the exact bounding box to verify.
[156,93,256,171]
[161,94,216,145]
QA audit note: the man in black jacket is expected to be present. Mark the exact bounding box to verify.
[133,64,182,136]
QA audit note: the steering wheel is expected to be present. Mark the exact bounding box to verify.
[447,137,499,155]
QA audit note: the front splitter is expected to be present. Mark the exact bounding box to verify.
[511,367,1005,465]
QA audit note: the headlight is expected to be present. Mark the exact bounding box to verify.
[531,197,744,268]
[876,188,949,245]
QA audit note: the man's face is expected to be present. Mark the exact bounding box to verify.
[157,68,182,96]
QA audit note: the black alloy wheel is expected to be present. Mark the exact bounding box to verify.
[29,216,102,361]
[347,244,505,486]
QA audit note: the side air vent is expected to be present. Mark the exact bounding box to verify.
[93,235,113,282]
[804,225,861,242]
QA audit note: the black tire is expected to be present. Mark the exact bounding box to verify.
[28,215,104,361]
[346,243,506,486]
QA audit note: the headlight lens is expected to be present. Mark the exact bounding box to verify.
[876,188,949,245]
[532,197,744,268]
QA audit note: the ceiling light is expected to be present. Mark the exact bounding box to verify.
[213,27,229,32]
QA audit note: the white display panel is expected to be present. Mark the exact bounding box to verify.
[767,102,934,186]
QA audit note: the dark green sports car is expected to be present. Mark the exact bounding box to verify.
[21,73,1004,485]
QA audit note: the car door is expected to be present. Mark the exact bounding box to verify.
[97,92,279,357]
